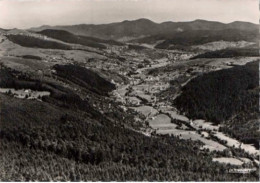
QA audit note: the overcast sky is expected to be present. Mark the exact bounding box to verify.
[0,0,258,29]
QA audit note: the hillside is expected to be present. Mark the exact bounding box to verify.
[174,61,258,122]
[191,48,259,59]
[0,63,252,181]
[174,61,259,147]
[37,30,123,49]
[1,92,247,181]
[154,29,258,49]
[6,34,72,50]
[53,64,116,96]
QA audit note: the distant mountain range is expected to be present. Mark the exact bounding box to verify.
[2,18,258,51]
[28,18,258,41]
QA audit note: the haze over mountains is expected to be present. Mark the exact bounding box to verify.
[29,18,258,41]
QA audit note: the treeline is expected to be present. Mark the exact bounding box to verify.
[155,29,258,49]
[220,113,259,148]
[0,66,258,181]
[191,48,259,59]
[0,65,101,118]
[38,29,123,48]
[37,30,106,49]
[21,55,42,60]
[6,34,72,50]
[0,63,258,181]
[53,64,116,96]
[174,61,258,122]
[1,93,256,181]
[2,140,256,181]
[174,61,259,147]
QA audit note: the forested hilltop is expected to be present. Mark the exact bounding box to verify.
[174,61,259,148]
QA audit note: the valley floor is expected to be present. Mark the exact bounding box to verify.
[111,56,259,167]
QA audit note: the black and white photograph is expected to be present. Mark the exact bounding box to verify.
[0,0,259,181]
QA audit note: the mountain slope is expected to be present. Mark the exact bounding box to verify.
[153,29,258,48]
[173,61,259,147]
[37,29,123,49]
[6,34,72,50]
[191,48,259,59]
[1,63,253,181]
[53,64,116,96]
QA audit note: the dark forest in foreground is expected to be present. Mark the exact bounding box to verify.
[0,64,257,181]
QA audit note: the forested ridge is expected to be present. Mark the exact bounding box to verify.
[191,48,259,59]
[174,61,259,148]
[37,30,106,49]
[6,34,72,50]
[37,29,124,49]
[53,64,116,96]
